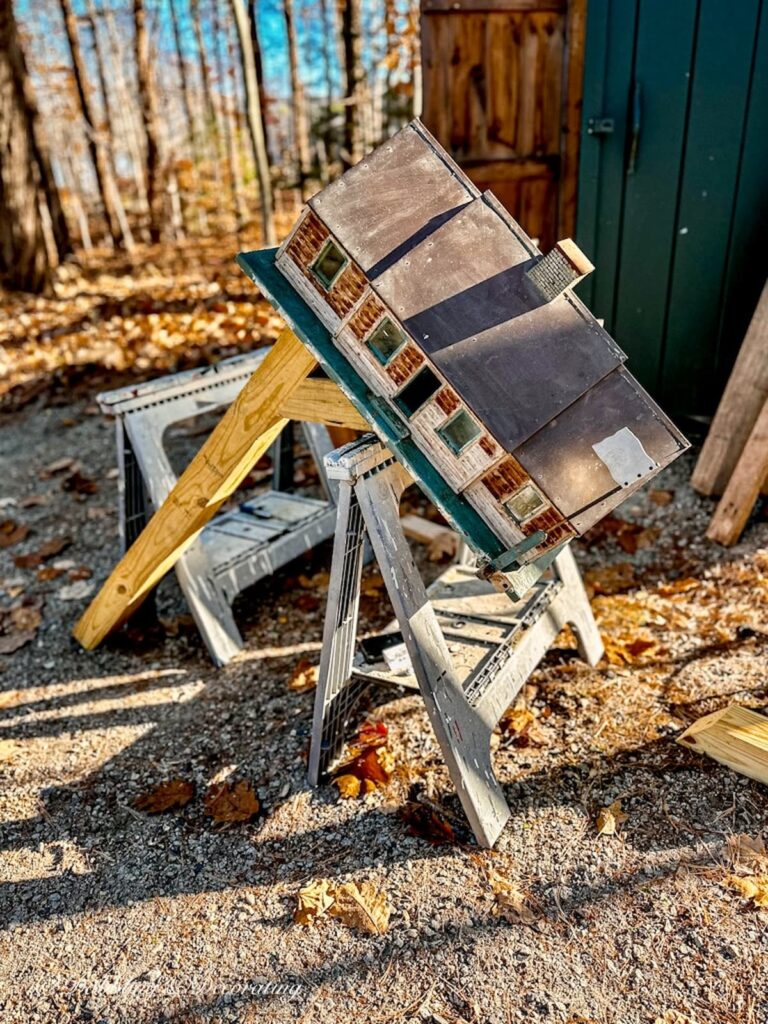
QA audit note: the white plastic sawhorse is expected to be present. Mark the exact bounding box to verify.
[99,351,339,665]
[309,436,604,848]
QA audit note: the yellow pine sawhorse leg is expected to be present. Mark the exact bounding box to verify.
[73,327,369,650]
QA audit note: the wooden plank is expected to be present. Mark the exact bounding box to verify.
[706,396,768,547]
[557,0,586,239]
[692,282,768,495]
[279,378,369,430]
[400,513,458,546]
[660,0,763,416]
[422,0,565,11]
[678,705,768,786]
[73,328,317,649]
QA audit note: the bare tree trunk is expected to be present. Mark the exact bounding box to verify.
[338,0,363,167]
[190,0,222,186]
[58,0,125,248]
[103,5,148,216]
[231,0,275,245]
[213,0,246,232]
[85,0,134,249]
[0,0,72,292]
[133,0,163,241]
[283,0,310,199]
[169,0,208,234]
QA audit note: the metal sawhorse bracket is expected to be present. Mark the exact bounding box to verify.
[99,351,339,666]
[309,435,604,848]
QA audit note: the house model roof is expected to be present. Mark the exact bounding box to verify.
[263,120,688,571]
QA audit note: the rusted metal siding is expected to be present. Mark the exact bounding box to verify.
[348,292,387,340]
[284,209,367,320]
[435,386,461,415]
[481,455,531,501]
[386,344,426,386]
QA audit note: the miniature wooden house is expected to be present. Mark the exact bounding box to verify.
[274,120,688,567]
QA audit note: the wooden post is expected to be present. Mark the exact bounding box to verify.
[73,328,317,648]
[692,282,768,496]
[72,330,372,650]
[706,396,768,546]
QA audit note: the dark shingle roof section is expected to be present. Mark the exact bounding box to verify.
[513,367,688,529]
[373,194,625,451]
[309,122,478,278]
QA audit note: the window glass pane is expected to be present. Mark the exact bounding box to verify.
[438,410,481,455]
[394,366,441,417]
[311,241,347,289]
[503,484,545,523]
[367,317,406,364]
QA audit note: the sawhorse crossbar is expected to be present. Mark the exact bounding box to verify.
[309,436,604,848]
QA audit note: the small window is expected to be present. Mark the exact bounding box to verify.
[394,366,441,417]
[437,409,481,455]
[310,240,347,289]
[503,484,545,524]
[367,317,406,365]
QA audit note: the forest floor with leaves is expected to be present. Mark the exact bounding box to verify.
[1,241,768,1024]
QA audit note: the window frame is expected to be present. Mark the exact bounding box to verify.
[310,238,348,291]
[502,483,546,525]
[436,408,482,456]
[365,315,408,366]
[393,365,442,418]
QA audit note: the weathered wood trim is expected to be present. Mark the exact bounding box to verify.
[692,281,768,496]
[706,395,768,546]
[558,0,587,238]
[422,0,566,11]
[279,379,370,430]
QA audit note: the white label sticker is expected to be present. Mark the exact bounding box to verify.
[593,427,658,487]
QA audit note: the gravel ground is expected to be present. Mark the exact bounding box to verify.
[1,385,767,1024]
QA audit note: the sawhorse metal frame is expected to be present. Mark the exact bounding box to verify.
[309,436,604,848]
[98,351,339,665]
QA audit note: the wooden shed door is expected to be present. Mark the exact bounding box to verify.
[577,0,768,418]
[420,0,585,253]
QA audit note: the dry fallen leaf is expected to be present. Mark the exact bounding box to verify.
[487,868,535,924]
[330,880,391,934]
[294,879,335,925]
[0,520,29,548]
[649,489,674,506]
[584,562,636,599]
[726,833,768,872]
[332,721,394,797]
[287,658,319,693]
[61,469,99,495]
[204,780,261,823]
[36,565,64,581]
[501,707,535,736]
[400,801,456,845]
[39,456,77,479]
[724,873,768,908]
[333,774,362,799]
[134,779,195,814]
[596,800,629,836]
